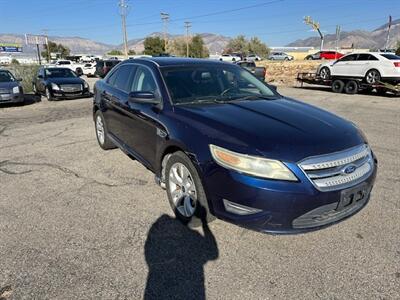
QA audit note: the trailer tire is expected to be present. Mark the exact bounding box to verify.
[344,80,358,94]
[331,79,344,93]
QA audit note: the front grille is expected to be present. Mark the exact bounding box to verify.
[0,88,10,94]
[60,84,82,92]
[299,144,374,191]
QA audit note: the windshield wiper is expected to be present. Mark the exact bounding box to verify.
[234,94,279,101]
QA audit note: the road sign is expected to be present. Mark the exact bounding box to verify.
[25,34,47,45]
[0,43,23,53]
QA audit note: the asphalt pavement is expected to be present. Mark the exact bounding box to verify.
[0,79,399,299]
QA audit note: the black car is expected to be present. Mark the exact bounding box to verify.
[0,69,24,104]
[32,67,90,101]
[95,60,120,78]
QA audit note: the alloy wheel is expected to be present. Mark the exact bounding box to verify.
[96,115,105,145]
[366,70,380,84]
[168,162,197,217]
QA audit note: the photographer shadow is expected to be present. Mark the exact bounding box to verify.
[144,213,219,300]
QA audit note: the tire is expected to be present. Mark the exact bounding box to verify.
[45,87,53,101]
[284,57,289,61]
[331,79,344,93]
[364,69,381,84]
[306,56,313,60]
[165,151,214,226]
[319,67,331,80]
[270,57,274,60]
[32,83,40,96]
[344,80,358,94]
[94,110,116,150]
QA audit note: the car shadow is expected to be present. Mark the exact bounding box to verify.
[144,213,219,300]
[0,93,41,108]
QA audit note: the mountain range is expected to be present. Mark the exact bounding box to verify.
[286,19,400,49]
[0,19,399,56]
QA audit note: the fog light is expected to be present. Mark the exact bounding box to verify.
[223,199,262,215]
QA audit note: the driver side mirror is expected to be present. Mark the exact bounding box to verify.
[128,91,160,104]
[38,74,43,79]
[269,84,278,92]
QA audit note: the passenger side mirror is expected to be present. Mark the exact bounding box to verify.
[128,91,160,104]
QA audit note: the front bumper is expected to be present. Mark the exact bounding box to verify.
[202,157,377,234]
[51,89,91,99]
[0,93,24,104]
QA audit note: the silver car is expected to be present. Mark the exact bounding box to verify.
[268,52,294,61]
[0,69,24,104]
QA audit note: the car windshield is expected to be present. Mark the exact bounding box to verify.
[161,64,277,105]
[380,54,400,60]
[0,71,16,82]
[45,68,77,78]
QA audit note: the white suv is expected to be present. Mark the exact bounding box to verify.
[317,52,400,84]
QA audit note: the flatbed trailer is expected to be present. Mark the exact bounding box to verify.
[297,72,400,96]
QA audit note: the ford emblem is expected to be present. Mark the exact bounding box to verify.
[343,165,357,175]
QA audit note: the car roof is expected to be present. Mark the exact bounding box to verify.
[124,57,227,67]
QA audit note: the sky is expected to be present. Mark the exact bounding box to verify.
[0,0,398,46]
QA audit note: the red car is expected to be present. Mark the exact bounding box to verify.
[305,51,344,60]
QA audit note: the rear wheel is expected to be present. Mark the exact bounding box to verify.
[344,80,358,94]
[331,79,344,93]
[94,110,116,150]
[319,67,331,80]
[365,69,381,84]
[165,151,214,226]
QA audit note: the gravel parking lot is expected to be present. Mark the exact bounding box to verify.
[0,78,399,299]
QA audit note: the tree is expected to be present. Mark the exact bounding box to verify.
[167,38,187,57]
[128,49,136,55]
[224,35,248,54]
[223,35,269,58]
[144,37,165,56]
[247,37,269,58]
[189,35,209,58]
[107,49,123,56]
[41,41,70,60]
[396,41,400,56]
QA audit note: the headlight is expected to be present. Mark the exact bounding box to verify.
[209,144,297,181]
[51,83,60,91]
[12,86,20,94]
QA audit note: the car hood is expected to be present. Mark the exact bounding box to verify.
[0,81,19,90]
[174,98,365,162]
[47,77,84,85]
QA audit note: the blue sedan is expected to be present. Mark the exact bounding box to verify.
[92,57,377,234]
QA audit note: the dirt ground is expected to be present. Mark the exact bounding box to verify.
[0,79,399,299]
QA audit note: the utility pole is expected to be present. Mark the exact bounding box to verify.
[42,29,50,63]
[304,16,324,51]
[385,15,392,51]
[184,21,192,57]
[335,25,341,60]
[160,12,170,51]
[119,0,129,57]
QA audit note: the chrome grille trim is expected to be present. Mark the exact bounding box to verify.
[0,88,10,94]
[299,144,374,192]
[60,84,82,92]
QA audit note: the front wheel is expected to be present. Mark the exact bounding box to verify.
[165,151,214,226]
[319,67,331,80]
[45,87,53,101]
[365,69,381,84]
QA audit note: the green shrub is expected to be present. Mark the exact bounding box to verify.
[7,64,40,93]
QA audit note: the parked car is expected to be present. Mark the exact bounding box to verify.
[32,67,90,101]
[305,51,344,60]
[235,61,266,81]
[0,69,23,104]
[95,59,121,78]
[246,54,261,61]
[317,52,400,84]
[219,54,241,62]
[82,63,96,77]
[268,52,294,61]
[53,60,84,75]
[93,57,377,233]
